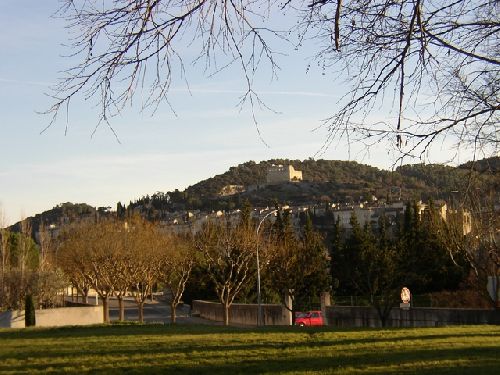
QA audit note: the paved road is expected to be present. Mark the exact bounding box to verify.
[81,295,218,325]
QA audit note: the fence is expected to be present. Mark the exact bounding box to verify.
[192,300,292,325]
[333,293,493,309]
[326,306,500,328]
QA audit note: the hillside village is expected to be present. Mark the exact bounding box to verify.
[125,163,474,239]
[9,158,498,245]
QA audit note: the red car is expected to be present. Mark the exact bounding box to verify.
[294,310,324,326]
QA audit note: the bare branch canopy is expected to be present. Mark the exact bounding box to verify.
[47,0,499,161]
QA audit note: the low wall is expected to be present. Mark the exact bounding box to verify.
[192,300,291,326]
[64,301,93,307]
[0,310,25,328]
[0,306,103,328]
[326,306,500,328]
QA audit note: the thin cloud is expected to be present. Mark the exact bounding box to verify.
[0,77,335,98]
[0,77,53,87]
[171,87,337,98]
[261,90,337,98]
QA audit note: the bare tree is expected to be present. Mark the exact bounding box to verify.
[112,251,134,322]
[18,219,35,288]
[195,219,262,325]
[305,0,499,161]
[157,233,196,324]
[57,217,166,323]
[38,225,49,268]
[86,220,123,322]
[58,220,120,321]
[441,186,500,308]
[46,0,282,138]
[126,218,161,323]
[49,0,498,161]
[58,235,93,305]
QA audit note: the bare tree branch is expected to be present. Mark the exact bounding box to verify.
[47,0,499,162]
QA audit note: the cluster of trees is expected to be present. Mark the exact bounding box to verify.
[330,201,481,325]
[57,217,195,323]
[0,219,67,312]
[56,206,331,325]
[266,209,331,314]
[3,196,496,327]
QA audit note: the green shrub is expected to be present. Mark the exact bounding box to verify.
[25,294,36,327]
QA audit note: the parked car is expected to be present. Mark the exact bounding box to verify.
[294,310,324,326]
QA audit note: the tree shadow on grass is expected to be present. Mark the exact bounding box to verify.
[1,324,498,340]
[0,347,500,374]
[0,323,244,340]
[1,339,499,374]
[2,329,497,361]
[107,346,500,375]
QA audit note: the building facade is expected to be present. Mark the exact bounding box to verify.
[266,164,303,184]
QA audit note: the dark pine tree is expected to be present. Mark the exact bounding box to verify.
[25,294,36,327]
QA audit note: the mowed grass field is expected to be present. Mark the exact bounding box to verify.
[0,324,499,374]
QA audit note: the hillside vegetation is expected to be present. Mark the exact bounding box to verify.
[10,158,498,229]
[129,158,499,213]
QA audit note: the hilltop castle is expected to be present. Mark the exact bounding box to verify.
[266,164,303,184]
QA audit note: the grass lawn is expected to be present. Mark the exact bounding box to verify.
[0,324,499,374]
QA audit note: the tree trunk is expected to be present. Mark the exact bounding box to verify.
[223,302,230,326]
[380,314,387,327]
[102,296,109,323]
[494,274,500,310]
[25,294,36,327]
[376,303,391,328]
[138,301,144,323]
[170,301,177,324]
[118,296,125,321]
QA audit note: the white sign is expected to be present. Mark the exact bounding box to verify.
[401,287,411,304]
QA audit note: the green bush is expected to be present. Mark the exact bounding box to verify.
[25,294,36,327]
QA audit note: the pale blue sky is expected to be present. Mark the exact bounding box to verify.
[0,1,468,226]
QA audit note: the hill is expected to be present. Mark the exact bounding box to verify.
[9,158,498,231]
[459,156,500,173]
[128,158,498,216]
[7,202,112,238]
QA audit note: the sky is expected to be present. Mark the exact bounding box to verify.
[0,1,472,226]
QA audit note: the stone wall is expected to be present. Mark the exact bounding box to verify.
[326,306,500,328]
[0,306,103,328]
[266,165,302,184]
[192,300,291,325]
[189,301,499,327]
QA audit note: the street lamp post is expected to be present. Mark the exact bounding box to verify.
[256,209,277,326]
